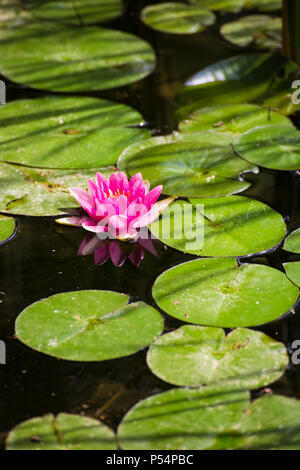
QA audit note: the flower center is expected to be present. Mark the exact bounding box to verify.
[108,189,130,199]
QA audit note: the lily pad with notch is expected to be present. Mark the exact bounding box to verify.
[146,325,288,388]
[15,290,164,361]
[6,413,117,450]
[0,96,150,169]
[118,132,258,199]
[0,215,16,243]
[0,24,156,92]
[152,258,299,327]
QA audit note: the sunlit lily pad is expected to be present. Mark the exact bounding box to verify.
[0,24,155,92]
[190,0,281,13]
[234,394,300,450]
[118,390,300,450]
[0,215,16,243]
[15,290,164,361]
[152,258,298,327]
[25,0,122,25]
[233,125,300,170]
[141,3,215,35]
[176,53,297,120]
[0,96,149,169]
[0,162,114,216]
[221,15,281,50]
[118,386,250,450]
[147,325,288,388]
[6,413,117,450]
[118,132,258,198]
[284,262,300,287]
[150,196,286,257]
[178,104,292,137]
[284,228,300,253]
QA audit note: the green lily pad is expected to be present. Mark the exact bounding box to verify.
[15,290,164,361]
[221,15,281,50]
[6,413,117,450]
[235,394,300,450]
[234,124,300,171]
[0,162,114,216]
[176,53,298,120]
[0,96,149,169]
[284,228,300,253]
[178,104,292,137]
[190,0,281,13]
[118,132,258,198]
[147,325,288,388]
[0,24,155,92]
[283,262,300,287]
[152,258,299,327]
[149,196,286,257]
[118,386,250,450]
[0,215,16,243]
[141,3,215,35]
[25,0,122,25]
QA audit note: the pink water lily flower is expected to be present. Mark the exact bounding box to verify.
[57,171,175,240]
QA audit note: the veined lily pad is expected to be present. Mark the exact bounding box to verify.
[25,0,122,25]
[6,413,117,450]
[178,104,292,137]
[284,228,300,253]
[233,125,300,170]
[190,0,281,13]
[149,196,286,257]
[141,3,215,35]
[118,132,258,198]
[234,394,300,450]
[147,326,288,388]
[0,163,114,216]
[0,24,156,92]
[176,53,297,120]
[118,386,250,450]
[152,258,298,327]
[220,15,281,50]
[0,215,16,243]
[284,262,300,287]
[15,290,164,361]
[0,96,149,169]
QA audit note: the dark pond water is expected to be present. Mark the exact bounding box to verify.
[1,0,300,448]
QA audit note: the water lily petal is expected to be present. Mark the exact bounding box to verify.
[82,220,108,234]
[78,235,104,256]
[96,172,109,195]
[69,187,96,219]
[144,185,163,208]
[129,244,144,267]
[55,216,90,227]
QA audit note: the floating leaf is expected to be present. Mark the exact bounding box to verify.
[0,215,16,243]
[284,228,300,253]
[190,0,281,13]
[25,0,122,25]
[178,104,292,137]
[118,386,250,450]
[152,258,298,327]
[6,413,117,450]
[141,3,215,34]
[147,325,288,388]
[176,53,297,120]
[284,262,300,287]
[15,290,164,361]
[234,124,300,170]
[118,132,258,198]
[220,15,281,50]
[149,196,286,257]
[0,24,155,92]
[234,394,300,450]
[0,96,149,169]
[0,163,114,216]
